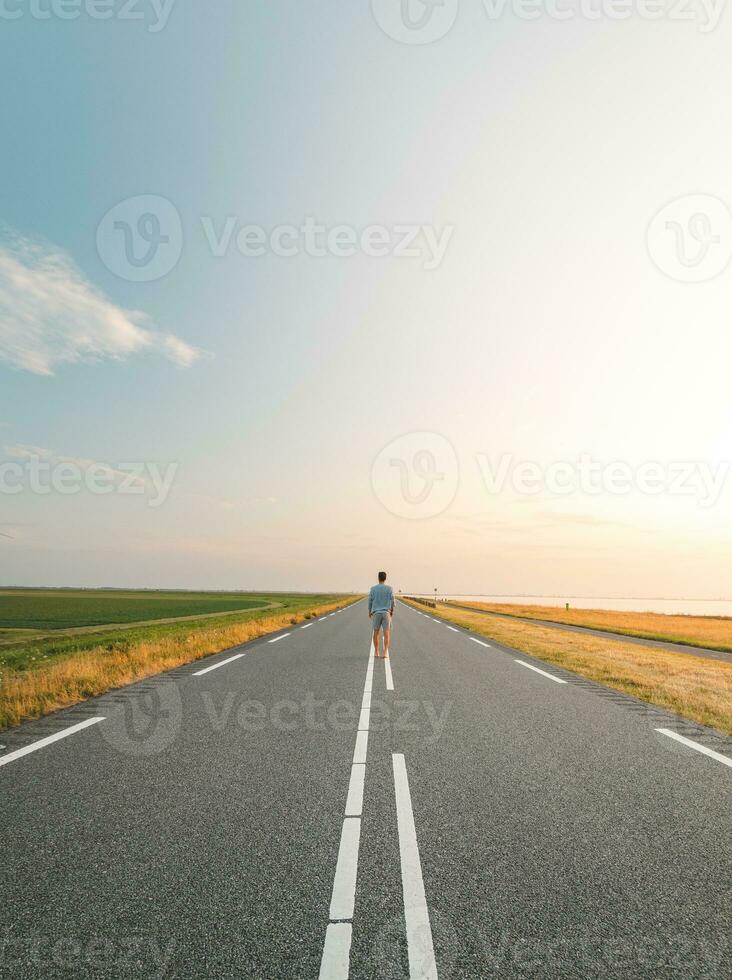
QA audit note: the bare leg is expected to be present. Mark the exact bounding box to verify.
[383,626,391,658]
[373,629,381,658]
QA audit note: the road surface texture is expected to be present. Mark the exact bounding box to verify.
[445,602,732,664]
[1,600,730,979]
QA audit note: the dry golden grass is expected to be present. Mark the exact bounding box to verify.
[450,601,732,652]
[405,600,732,735]
[0,598,354,731]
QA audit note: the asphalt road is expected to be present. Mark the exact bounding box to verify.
[444,603,732,664]
[1,600,731,979]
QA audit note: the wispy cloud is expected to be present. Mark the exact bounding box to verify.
[5,444,148,488]
[0,230,201,375]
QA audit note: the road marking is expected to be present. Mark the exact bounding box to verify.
[319,617,328,621]
[470,638,490,648]
[515,660,567,684]
[353,730,369,765]
[193,653,246,676]
[329,817,361,920]
[320,641,373,977]
[345,764,366,816]
[329,613,336,617]
[655,729,732,769]
[319,923,352,980]
[385,658,394,691]
[268,633,291,644]
[446,626,459,633]
[0,717,105,769]
[392,754,438,980]
[432,618,441,623]
[301,623,313,629]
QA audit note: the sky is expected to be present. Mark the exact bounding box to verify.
[2,0,732,597]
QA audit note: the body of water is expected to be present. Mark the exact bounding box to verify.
[413,595,732,617]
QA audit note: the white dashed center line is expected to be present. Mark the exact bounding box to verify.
[329,817,361,919]
[385,658,394,691]
[345,764,366,817]
[320,924,352,980]
[358,704,370,730]
[268,633,291,644]
[319,644,375,977]
[352,731,369,765]
[470,637,490,648]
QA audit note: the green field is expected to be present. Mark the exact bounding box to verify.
[0,588,272,630]
[0,588,359,730]
[0,588,349,674]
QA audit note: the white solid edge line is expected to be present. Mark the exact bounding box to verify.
[385,658,394,691]
[470,637,490,648]
[514,660,567,684]
[193,652,246,676]
[446,626,459,633]
[329,817,361,920]
[353,730,369,765]
[0,717,105,769]
[392,754,438,980]
[319,923,352,980]
[345,764,366,817]
[268,633,292,644]
[655,728,732,769]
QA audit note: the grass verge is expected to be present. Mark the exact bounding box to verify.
[447,600,732,653]
[405,600,732,735]
[0,596,358,731]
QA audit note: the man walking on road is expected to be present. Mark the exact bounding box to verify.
[368,570,394,658]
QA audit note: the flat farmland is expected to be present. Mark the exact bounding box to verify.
[0,588,357,728]
[0,588,273,631]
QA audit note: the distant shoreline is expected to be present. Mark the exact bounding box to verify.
[413,593,732,601]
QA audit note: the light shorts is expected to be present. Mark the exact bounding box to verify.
[371,611,392,632]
